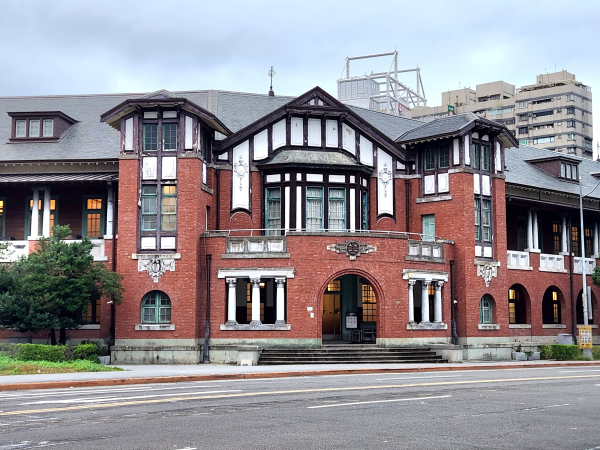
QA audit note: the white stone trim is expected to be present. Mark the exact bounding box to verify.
[79,324,101,330]
[217,267,295,279]
[135,324,176,331]
[478,324,500,330]
[402,269,448,282]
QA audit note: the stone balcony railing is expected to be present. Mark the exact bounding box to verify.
[406,239,445,263]
[507,250,531,270]
[539,253,566,272]
[0,238,108,263]
[224,235,289,259]
[574,257,596,275]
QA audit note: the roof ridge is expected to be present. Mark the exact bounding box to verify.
[348,105,423,124]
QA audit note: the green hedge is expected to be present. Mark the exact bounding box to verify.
[16,344,68,362]
[538,345,552,360]
[0,343,107,363]
[550,344,579,360]
[72,344,100,362]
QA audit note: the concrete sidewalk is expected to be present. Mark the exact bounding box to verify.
[1,360,600,391]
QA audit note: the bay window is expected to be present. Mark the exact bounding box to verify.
[266,187,282,235]
[306,187,324,230]
[328,188,346,230]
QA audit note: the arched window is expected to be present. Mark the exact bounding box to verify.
[141,291,171,324]
[480,295,493,324]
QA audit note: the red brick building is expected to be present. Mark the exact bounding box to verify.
[0,86,598,363]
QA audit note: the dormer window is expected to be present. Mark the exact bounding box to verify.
[8,112,74,141]
[560,162,578,180]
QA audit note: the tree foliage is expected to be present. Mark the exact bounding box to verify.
[0,226,123,344]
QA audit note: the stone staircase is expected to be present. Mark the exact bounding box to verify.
[257,345,447,365]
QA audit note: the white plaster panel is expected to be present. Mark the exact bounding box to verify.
[482,134,489,141]
[291,117,303,145]
[142,157,157,180]
[350,188,356,231]
[326,120,338,148]
[464,135,471,165]
[472,132,479,139]
[161,237,176,250]
[475,245,482,257]
[474,173,480,195]
[482,175,491,196]
[397,161,405,170]
[285,186,290,232]
[162,156,177,180]
[272,119,286,149]
[143,111,158,119]
[202,162,207,185]
[253,129,268,160]
[125,117,133,151]
[438,172,449,193]
[483,246,492,258]
[163,111,177,119]
[424,175,435,195]
[377,148,393,215]
[308,118,321,146]
[306,174,323,182]
[495,141,501,173]
[266,174,281,183]
[232,140,250,211]
[342,124,356,154]
[218,152,228,160]
[296,173,302,181]
[185,116,193,149]
[141,237,156,250]
[453,139,459,165]
[296,186,302,229]
[360,136,374,166]
[329,175,345,183]
[349,176,356,183]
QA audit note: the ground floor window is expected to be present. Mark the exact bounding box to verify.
[480,295,493,324]
[542,288,561,324]
[362,284,377,322]
[82,298,101,324]
[141,291,171,324]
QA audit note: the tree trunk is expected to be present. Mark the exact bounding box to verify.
[59,327,67,346]
[49,329,57,346]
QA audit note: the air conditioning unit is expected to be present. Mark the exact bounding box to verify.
[528,113,533,117]
[557,109,562,112]
[528,126,533,130]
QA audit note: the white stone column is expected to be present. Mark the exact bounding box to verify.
[434,281,443,323]
[594,222,599,257]
[105,186,114,238]
[408,280,415,323]
[561,215,568,254]
[42,188,51,238]
[250,278,261,325]
[532,210,539,251]
[527,209,533,251]
[30,189,40,239]
[421,281,430,323]
[226,278,237,325]
[275,277,286,326]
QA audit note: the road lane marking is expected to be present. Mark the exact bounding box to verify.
[560,369,600,373]
[18,390,242,406]
[1,373,600,417]
[524,403,570,411]
[0,384,221,399]
[307,394,451,408]
[376,375,461,381]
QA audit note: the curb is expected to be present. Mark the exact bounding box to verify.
[2,361,600,391]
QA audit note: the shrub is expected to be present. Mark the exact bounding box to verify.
[538,345,552,360]
[72,344,100,362]
[550,344,579,360]
[16,344,67,362]
[79,339,109,356]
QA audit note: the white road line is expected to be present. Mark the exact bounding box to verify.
[0,418,57,427]
[0,384,221,399]
[18,390,242,406]
[307,394,451,409]
[560,369,600,373]
[376,375,461,381]
[524,403,570,411]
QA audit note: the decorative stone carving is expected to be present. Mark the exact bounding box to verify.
[138,255,176,282]
[327,240,377,261]
[378,163,392,197]
[477,263,498,287]
[233,154,248,191]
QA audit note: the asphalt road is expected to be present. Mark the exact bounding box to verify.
[1,366,600,450]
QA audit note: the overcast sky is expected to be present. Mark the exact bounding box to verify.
[0,0,598,155]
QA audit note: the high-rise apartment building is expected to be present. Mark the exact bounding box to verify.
[411,70,594,158]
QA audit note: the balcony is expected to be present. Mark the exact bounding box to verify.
[0,238,108,263]
[539,253,566,273]
[507,250,531,270]
[406,239,445,263]
[224,235,289,259]
[574,257,596,275]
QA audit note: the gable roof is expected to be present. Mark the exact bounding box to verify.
[396,112,519,148]
[347,106,422,141]
[505,144,600,200]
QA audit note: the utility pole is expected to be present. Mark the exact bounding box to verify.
[579,177,595,359]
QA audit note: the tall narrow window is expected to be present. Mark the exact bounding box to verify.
[552,222,562,254]
[424,147,435,171]
[438,145,449,169]
[15,120,26,138]
[584,226,593,257]
[0,199,4,238]
[29,120,40,137]
[162,123,177,151]
[572,226,580,257]
[508,289,516,325]
[141,291,171,324]
[83,198,104,238]
[306,187,323,230]
[362,284,377,322]
[143,124,158,151]
[473,144,481,169]
[161,185,177,231]
[474,199,481,241]
[265,188,281,235]
[422,214,435,242]
[43,119,54,137]
[141,186,158,231]
[480,295,492,324]
[361,191,369,230]
[82,298,101,324]
[482,145,490,171]
[328,188,346,230]
[482,200,491,241]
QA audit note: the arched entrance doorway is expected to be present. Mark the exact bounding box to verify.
[542,286,564,324]
[322,274,377,342]
[508,284,530,324]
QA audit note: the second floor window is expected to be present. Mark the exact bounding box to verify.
[475,198,491,242]
[266,188,281,234]
[328,188,346,230]
[306,187,323,230]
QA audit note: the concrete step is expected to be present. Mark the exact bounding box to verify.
[258,359,447,365]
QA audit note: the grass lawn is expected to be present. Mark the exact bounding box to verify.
[0,355,123,375]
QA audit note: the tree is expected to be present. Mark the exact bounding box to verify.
[0,226,123,345]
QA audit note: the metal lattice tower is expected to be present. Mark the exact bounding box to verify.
[337,51,427,116]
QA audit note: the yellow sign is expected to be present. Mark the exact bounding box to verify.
[579,326,593,349]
